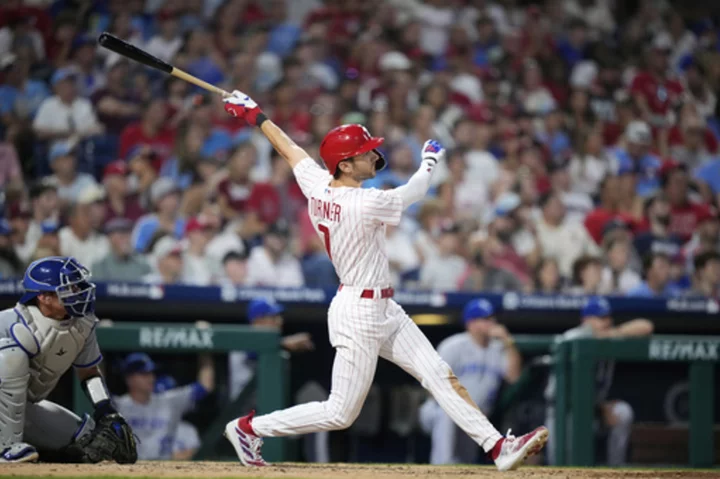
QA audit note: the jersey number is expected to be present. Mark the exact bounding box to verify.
[318,224,332,260]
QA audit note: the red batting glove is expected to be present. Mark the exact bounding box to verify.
[223,90,265,127]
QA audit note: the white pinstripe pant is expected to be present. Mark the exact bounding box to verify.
[252,288,502,452]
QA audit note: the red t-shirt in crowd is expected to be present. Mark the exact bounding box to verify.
[118,123,176,165]
[667,126,719,153]
[104,195,146,224]
[630,72,683,116]
[669,201,714,243]
[217,179,281,225]
[584,207,638,244]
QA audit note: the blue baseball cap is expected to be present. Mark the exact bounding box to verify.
[494,192,521,218]
[49,141,75,162]
[462,298,495,323]
[40,219,60,235]
[50,67,77,86]
[582,297,612,318]
[154,374,177,393]
[247,298,284,323]
[0,218,11,236]
[123,352,157,375]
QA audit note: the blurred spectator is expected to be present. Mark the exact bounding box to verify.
[217,142,281,236]
[609,121,661,198]
[683,212,720,273]
[386,222,420,287]
[246,220,304,287]
[144,11,183,63]
[599,236,641,294]
[686,251,720,298]
[182,216,214,286]
[143,236,184,284]
[633,195,682,259]
[568,255,603,295]
[663,162,713,243]
[568,128,611,197]
[627,253,678,297]
[549,159,593,224]
[34,219,60,259]
[132,178,185,253]
[78,184,108,234]
[70,35,105,98]
[302,234,339,288]
[533,257,563,294]
[92,217,151,282]
[220,250,248,286]
[91,60,142,136]
[0,137,22,191]
[58,201,109,268]
[0,218,22,278]
[32,68,103,144]
[127,146,160,209]
[16,179,59,263]
[119,99,175,164]
[535,192,600,278]
[420,223,467,291]
[693,156,720,206]
[103,160,145,223]
[47,141,97,204]
[414,199,444,262]
[0,53,49,140]
[460,251,524,293]
[669,114,715,168]
[630,37,683,128]
[584,175,637,244]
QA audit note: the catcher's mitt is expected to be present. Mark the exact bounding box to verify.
[75,413,138,464]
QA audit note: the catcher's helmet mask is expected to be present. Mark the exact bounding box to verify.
[20,256,96,317]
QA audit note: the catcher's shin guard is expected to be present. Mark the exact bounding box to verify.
[0,337,30,450]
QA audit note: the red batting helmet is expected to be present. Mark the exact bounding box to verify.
[319,124,386,174]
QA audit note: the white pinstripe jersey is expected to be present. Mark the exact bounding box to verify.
[294,158,403,288]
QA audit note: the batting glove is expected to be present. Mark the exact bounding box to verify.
[421,140,445,166]
[223,90,265,127]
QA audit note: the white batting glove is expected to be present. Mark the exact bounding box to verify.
[421,140,445,166]
[223,90,264,126]
[224,90,258,109]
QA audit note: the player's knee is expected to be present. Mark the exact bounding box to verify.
[612,401,634,427]
[325,396,361,430]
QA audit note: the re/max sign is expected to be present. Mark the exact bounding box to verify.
[648,340,719,361]
[139,327,214,349]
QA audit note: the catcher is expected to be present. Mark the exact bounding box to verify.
[0,256,137,464]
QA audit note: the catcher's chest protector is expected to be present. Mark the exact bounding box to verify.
[15,305,96,403]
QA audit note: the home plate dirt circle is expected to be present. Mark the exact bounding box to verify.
[1,461,711,479]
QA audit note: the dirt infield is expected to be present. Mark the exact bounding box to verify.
[1,462,717,479]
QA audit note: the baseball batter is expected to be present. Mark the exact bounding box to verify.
[419,299,522,464]
[0,256,136,464]
[221,90,548,471]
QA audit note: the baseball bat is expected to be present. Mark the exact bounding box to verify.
[97,32,230,98]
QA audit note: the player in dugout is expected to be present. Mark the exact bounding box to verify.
[114,351,214,460]
[219,90,548,471]
[545,297,654,465]
[419,299,522,464]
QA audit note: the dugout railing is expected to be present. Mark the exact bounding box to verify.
[553,336,718,467]
[71,322,288,462]
[72,323,717,466]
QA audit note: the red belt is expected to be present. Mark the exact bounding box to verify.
[339,284,394,299]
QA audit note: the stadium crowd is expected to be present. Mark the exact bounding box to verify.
[0,0,719,298]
